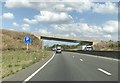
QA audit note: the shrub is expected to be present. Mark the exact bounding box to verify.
[8,64,12,68]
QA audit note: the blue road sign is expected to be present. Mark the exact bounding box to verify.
[24,36,31,44]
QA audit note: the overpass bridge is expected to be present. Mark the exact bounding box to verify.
[34,34,94,49]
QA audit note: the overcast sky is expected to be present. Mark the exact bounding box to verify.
[0,0,119,46]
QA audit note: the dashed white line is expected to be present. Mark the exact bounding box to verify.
[80,59,83,61]
[22,53,55,83]
[73,56,74,58]
[98,68,112,76]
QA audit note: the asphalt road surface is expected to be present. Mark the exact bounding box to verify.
[28,52,118,81]
[3,52,118,82]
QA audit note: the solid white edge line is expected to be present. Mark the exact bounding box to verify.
[98,68,112,76]
[81,54,119,61]
[22,52,55,83]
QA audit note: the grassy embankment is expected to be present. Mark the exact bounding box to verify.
[93,40,119,51]
[1,29,52,78]
[2,50,51,78]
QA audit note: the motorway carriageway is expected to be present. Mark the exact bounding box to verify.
[3,52,118,82]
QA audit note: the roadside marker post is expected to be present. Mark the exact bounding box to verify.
[24,36,31,51]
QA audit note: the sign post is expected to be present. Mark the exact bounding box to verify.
[27,44,28,51]
[24,36,31,51]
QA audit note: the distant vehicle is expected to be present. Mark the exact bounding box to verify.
[56,46,62,53]
[52,48,56,51]
[78,45,93,51]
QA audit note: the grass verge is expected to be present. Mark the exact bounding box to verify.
[2,50,52,78]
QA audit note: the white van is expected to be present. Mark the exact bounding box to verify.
[78,45,93,51]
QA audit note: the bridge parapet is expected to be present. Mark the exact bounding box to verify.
[33,34,93,45]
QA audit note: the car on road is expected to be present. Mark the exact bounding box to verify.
[52,48,56,51]
[56,46,62,53]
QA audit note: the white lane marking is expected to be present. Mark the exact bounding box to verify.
[22,53,55,83]
[98,68,112,76]
[73,56,74,58]
[80,59,83,61]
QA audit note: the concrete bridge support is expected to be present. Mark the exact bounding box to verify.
[41,39,44,50]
